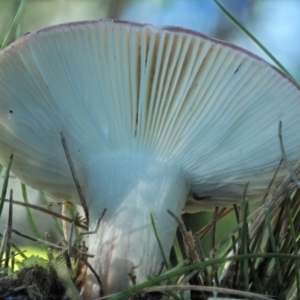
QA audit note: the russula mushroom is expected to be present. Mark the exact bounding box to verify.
[0,20,300,296]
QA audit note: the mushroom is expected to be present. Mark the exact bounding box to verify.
[0,20,300,296]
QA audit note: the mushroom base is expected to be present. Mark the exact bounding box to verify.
[81,152,189,297]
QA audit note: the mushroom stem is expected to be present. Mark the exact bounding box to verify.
[82,152,189,296]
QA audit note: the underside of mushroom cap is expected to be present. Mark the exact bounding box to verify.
[0,19,300,205]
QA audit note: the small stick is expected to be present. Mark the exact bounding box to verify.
[75,208,106,242]
[0,231,26,260]
[211,206,219,286]
[12,228,95,258]
[12,228,64,250]
[64,210,106,297]
[194,235,210,284]
[60,132,89,221]
[167,209,193,262]
[4,198,87,230]
[79,254,104,296]
[67,209,107,257]
[239,182,249,236]
[155,261,165,277]
[0,189,14,267]
[4,189,13,268]
[260,158,283,205]
[210,206,219,259]
[11,251,15,270]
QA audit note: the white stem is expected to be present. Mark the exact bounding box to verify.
[81,152,189,297]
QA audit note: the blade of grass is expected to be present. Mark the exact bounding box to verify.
[240,197,249,291]
[285,198,300,299]
[173,235,184,265]
[0,0,25,50]
[216,158,300,254]
[194,234,210,285]
[142,284,272,300]
[214,0,294,80]
[108,252,300,300]
[21,184,41,239]
[52,260,81,300]
[150,212,171,270]
[247,227,264,294]
[149,213,182,300]
[67,203,80,237]
[21,183,47,252]
[264,207,285,298]
[39,192,68,235]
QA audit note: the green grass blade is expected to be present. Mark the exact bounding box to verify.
[214,0,295,80]
[21,183,47,252]
[240,198,249,291]
[285,198,300,299]
[67,203,80,237]
[108,252,300,300]
[150,212,171,270]
[149,213,181,296]
[264,207,285,298]
[0,0,25,50]
[173,235,184,265]
[39,192,64,237]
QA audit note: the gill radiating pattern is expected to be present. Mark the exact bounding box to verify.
[0,21,300,201]
[112,23,300,193]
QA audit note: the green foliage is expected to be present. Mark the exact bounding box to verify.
[214,0,295,80]
[0,0,24,50]
[17,254,48,270]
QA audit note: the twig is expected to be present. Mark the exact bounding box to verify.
[194,235,210,284]
[4,198,87,230]
[197,207,233,239]
[0,189,13,267]
[167,209,193,262]
[76,208,106,240]
[261,158,283,205]
[12,228,65,251]
[60,132,89,221]
[62,210,106,296]
[0,154,13,216]
[79,254,104,296]
[210,206,219,259]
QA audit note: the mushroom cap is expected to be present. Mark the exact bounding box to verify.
[0,19,299,206]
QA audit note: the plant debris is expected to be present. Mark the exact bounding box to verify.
[0,263,66,299]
